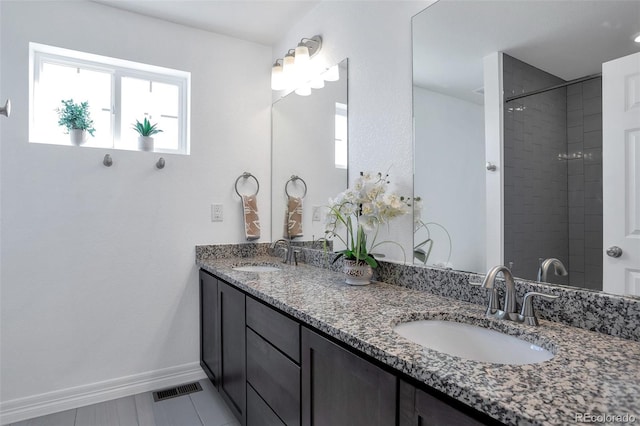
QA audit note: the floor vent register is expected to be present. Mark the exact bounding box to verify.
[153,382,203,402]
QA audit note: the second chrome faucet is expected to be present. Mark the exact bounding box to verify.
[270,239,299,265]
[480,265,559,326]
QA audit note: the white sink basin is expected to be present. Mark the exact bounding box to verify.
[393,320,553,365]
[232,264,281,272]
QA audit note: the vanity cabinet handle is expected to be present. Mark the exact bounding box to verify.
[486,162,497,171]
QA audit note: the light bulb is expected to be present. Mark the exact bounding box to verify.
[295,84,312,96]
[323,64,340,82]
[310,75,325,89]
[294,42,310,66]
[283,52,296,76]
[271,61,285,91]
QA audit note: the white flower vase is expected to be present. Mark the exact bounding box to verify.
[69,129,87,146]
[343,259,373,285]
[138,136,154,151]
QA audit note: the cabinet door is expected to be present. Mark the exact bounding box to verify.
[219,280,246,425]
[301,327,396,426]
[247,328,300,426]
[247,384,286,426]
[246,296,300,362]
[399,380,489,426]
[199,270,219,385]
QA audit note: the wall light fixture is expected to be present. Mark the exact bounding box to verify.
[271,35,338,96]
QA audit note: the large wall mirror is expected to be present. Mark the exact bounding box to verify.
[272,59,348,245]
[413,1,640,296]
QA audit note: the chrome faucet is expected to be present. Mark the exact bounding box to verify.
[480,265,559,326]
[270,239,298,265]
[537,258,568,282]
[481,265,519,321]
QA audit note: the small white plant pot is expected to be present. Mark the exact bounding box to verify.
[343,259,373,285]
[69,129,88,146]
[138,136,154,152]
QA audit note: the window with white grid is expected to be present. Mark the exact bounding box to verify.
[29,42,190,154]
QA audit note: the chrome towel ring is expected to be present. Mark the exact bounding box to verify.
[235,172,260,197]
[285,175,307,198]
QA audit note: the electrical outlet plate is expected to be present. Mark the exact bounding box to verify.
[211,204,223,222]
[312,206,322,222]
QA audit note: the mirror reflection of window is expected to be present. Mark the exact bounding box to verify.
[334,102,347,170]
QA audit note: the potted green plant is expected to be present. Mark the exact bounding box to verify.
[56,99,95,146]
[132,117,162,151]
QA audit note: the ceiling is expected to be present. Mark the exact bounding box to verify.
[413,0,640,104]
[93,0,321,45]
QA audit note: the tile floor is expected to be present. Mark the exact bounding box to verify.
[8,379,238,426]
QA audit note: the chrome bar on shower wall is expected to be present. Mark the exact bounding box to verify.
[504,73,602,103]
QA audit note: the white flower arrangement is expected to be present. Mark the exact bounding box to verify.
[325,172,409,268]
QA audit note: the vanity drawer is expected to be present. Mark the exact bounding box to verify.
[246,296,300,362]
[247,328,300,426]
[247,384,286,426]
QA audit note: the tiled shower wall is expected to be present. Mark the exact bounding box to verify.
[502,54,569,284]
[502,54,603,289]
[566,79,603,290]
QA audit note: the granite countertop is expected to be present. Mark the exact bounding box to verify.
[197,255,640,426]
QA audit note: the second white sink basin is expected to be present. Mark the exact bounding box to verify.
[393,320,553,365]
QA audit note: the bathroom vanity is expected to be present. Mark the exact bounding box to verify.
[197,250,640,426]
[199,267,493,426]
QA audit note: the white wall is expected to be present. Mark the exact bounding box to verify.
[414,87,486,272]
[0,0,271,419]
[273,1,432,261]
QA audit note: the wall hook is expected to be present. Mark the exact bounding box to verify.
[0,99,10,118]
[156,157,165,169]
[103,154,113,167]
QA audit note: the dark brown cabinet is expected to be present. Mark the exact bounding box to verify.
[246,297,300,362]
[200,269,500,426]
[199,270,219,385]
[399,380,496,426]
[246,328,300,426]
[247,384,286,426]
[246,296,301,426]
[301,327,397,426]
[218,280,246,425]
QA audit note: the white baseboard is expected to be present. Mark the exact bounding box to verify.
[0,362,207,425]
